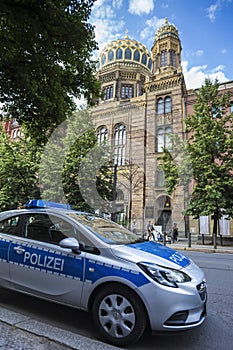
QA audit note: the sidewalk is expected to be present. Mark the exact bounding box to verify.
[167,236,233,254]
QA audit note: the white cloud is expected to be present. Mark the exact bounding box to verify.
[195,50,204,57]
[207,3,219,22]
[221,48,227,54]
[113,0,123,9]
[182,61,228,89]
[128,0,154,15]
[91,1,125,54]
[140,16,165,46]
[206,0,232,22]
[94,0,107,7]
[210,65,225,73]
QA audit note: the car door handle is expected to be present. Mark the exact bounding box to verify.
[14,246,25,254]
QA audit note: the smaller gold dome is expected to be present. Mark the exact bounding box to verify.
[155,18,179,41]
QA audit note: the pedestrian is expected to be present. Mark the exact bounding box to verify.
[172,223,178,243]
[146,220,154,240]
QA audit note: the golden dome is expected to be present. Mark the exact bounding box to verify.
[155,18,179,41]
[97,33,152,72]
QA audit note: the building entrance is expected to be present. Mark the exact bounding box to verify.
[156,195,172,233]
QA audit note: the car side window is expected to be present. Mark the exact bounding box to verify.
[24,214,74,244]
[0,216,21,236]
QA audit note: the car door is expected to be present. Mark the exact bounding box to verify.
[0,215,22,287]
[8,212,86,307]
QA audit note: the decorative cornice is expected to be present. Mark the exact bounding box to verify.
[92,98,146,118]
[145,75,183,92]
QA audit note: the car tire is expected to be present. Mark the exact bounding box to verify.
[92,284,147,347]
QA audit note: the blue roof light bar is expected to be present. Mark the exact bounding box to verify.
[24,199,72,210]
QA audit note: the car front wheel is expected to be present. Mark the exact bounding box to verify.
[92,284,147,346]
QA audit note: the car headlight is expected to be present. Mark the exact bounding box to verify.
[138,262,191,288]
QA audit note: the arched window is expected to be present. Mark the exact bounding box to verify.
[108,50,114,62]
[142,53,147,65]
[116,48,122,59]
[161,51,168,66]
[114,124,126,165]
[165,96,171,113]
[101,53,106,65]
[157,195,171,209]
[134,50,140,62]
[157,98,164,114]
[125,48,132,60]
[97,126,108,144]
[148,58,152,70]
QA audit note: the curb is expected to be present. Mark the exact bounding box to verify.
[0,306,122,350]
[170,244,233,254]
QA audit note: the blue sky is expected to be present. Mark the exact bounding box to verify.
[90,0,233,89]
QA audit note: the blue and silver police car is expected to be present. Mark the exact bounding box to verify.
[0,200,207,346]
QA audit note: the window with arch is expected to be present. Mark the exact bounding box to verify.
[142,53,147,65]
[116,48,123,59]
[108,50,114,62]
[125,48,132,60]
[101,53,106,65]
[157,127,172,152]
[165,96,171,113]
[161,51,168,66]
[148,58,152,70]
[157,96,172,114]
[157,195,171,209]
[157,98,164,114]
[134,50,140,62]
[114,124,126,165]
[97,126,108,144]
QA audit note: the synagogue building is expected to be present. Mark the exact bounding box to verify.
[91,19,233,237]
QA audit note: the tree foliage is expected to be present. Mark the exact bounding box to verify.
[160,79,233,232]
[0,126,41,210]
[185,79,233,221]
[0,0,100,144]
[0,109,113,212]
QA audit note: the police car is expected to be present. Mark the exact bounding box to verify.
[0,200,207,346]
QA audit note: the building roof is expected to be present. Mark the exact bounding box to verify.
[97,31,152,72]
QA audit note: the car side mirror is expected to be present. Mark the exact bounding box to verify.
[59,237,81,254]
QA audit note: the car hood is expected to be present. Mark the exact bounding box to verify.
[111,241,191,269]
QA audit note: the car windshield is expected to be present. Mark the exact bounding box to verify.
[68,213,143,244]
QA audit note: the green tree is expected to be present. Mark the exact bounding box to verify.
[0,126,41,210]
[0,0,100,144]
[160,79,233,246]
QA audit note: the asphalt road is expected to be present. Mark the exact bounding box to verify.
[0,251,233,350]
